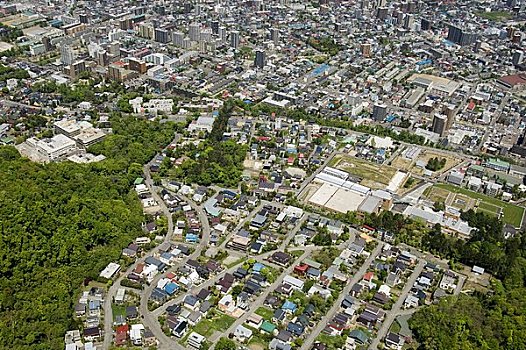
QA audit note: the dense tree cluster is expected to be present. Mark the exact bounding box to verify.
[0,63,29,82]
[425,157,447,171]
[0,115,178,349]
[307,37,341,55]
[364,210,526,349]
[171,100,247,188]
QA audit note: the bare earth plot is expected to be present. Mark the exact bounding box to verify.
[330,154,397,189]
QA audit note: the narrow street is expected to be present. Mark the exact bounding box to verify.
[300,243,384,350]
[368,260,426,350]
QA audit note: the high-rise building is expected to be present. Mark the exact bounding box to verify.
[361,43,372,57]
[372,103,387,121]
[218,26,227,42]
[432,114,448,136]
[60,44,75,65]
[447,24,478,46]
[474,40,482,53]
[513,50,524,66]
[421,18,431,31]
[211,21,219,34]
[255,50,266,68]
[376,7,388,20]
[189,23,200,41]
[230,30,240,49]
[404,14,415,30]
[200,28,212,43]
[154,28,169,43]
[270,28,280,45]
[172,31,184,47]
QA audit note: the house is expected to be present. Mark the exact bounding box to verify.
[282,300,297,313]
[294,264,309,275]
[271,251,292,266]
[172,320,188,338]
[234,324,253,342]
[349,329,369,345]
[373,292,389,305]
[283,275,304,290]
[307,267,321,279]
[188,311,202,326]
[350,283,363,297]
[273,309,286,323]
[237,292,250,309]
[130,324,144,346]
[385,332,404,350]
[287,322,305,336]
[218,294,236,314]
[199,300,212,314]
[187,332,206,349]
[404,294,419,309]
[361,272,376,290]
[386,272,400,287]
[184,295,199,311]
[196,288,211,301]
[269,338,292,350]
[126,306,138,320]
[439,272,457,292]
[276,330,292,343]
[83,327,101,341]
[150,288,168,303]
[349,237,366,256]
[246,314,263,328]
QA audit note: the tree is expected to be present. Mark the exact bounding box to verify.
[216,337,236,350]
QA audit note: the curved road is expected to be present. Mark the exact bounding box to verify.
[102,163,175,349]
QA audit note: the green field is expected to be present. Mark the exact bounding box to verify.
[191,312,236,338]
[112,304,126,321]
[255,307,274,320]
[476,11,512,21]
[434,184,524,227]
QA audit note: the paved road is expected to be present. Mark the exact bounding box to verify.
[300,242,384,350]
[368,260,425,350]
[218,201,270,250]
[297,150,338,197]
[102,162,175,350]
[139,190,211,350]
[211,249,313,348]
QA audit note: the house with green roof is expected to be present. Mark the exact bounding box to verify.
[260,321,276,333]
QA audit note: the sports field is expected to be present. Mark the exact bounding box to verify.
[429,184,524,227]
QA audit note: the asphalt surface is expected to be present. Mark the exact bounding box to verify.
[299,242,384,350]
[368,260,425,350]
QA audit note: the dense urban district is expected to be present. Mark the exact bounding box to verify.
[1,0,526,350]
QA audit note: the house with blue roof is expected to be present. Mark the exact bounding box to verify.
[204,198,221,217]
[164,282,179,295]
[282,300,297,313]
[186,233,198,243]
[252,262,265,273]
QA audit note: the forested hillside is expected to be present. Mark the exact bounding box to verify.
[0,114,178,349]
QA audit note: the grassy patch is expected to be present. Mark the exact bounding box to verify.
[225,257,246,268]
[112,304,126,321]
[330,154,397,188]
[191,312,236,338]
[476,11,512,21]
[255,307,274,320]
[434,184,524,227]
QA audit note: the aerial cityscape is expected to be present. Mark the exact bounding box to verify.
[0,0,526,349]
